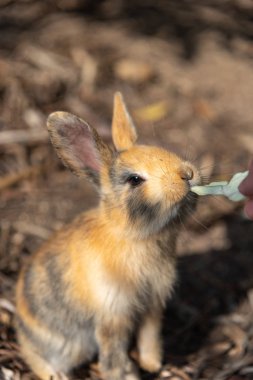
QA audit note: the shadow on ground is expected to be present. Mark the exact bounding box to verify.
[163,215,253,360]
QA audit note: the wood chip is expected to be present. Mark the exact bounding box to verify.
[0,298,15,314]
[0,164,46,191]
[114,59,155,84]
[0,130,48,146]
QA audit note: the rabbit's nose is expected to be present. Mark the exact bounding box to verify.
[180,166,193,181]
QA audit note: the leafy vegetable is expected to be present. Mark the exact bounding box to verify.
[191,171,249,201]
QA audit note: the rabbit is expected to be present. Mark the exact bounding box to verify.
[15,92,200,380]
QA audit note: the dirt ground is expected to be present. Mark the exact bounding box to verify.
[1,1,253,379]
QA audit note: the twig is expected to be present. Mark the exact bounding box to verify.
[13,221,51,240]
[0,130,48,146]
[0,298,15,314]
[0,164,45,191]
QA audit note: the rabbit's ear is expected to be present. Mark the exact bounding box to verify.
[112,92,137,151]
[47,112,112,185]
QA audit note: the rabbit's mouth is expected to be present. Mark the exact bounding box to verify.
[174,190,198,221]
[160,190,198,230]
[125,189,198,237]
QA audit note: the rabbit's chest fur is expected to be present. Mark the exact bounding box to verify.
[63,213,178,319]
[96,243,176,317]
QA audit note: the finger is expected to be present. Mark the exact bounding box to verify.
[244,199,253,220]
[239,160,253,196]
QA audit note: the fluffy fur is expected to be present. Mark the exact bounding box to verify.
[16,92,200,380]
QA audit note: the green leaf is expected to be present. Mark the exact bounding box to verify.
[191,171,248,202]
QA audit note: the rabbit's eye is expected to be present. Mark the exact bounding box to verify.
[127,175,145,187]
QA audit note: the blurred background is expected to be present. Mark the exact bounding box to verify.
[0,1,253,379]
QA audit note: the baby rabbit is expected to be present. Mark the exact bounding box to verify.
[16,93,200,380]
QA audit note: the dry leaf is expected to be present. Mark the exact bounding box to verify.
[134,101,169,122]
[193,99,215,121]
[114,59,154,84]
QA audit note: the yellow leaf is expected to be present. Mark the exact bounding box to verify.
[134,101,169,123]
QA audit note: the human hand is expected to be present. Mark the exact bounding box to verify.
[239,160,253,219]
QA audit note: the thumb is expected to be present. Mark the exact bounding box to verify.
[239,160,253,197]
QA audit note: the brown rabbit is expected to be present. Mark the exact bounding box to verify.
[16,93,200,380]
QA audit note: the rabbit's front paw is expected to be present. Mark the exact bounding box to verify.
[125,373,140,380]
[104,360,140,380]
[55,372,70,380]
[124,360,140,380]
[139,354,162,373]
